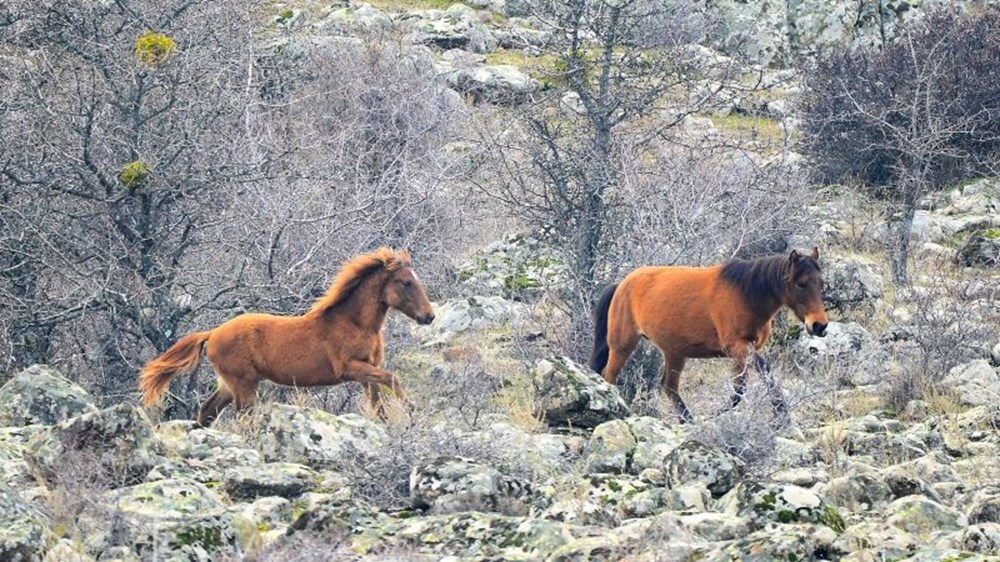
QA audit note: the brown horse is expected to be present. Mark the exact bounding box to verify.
[139,247,434,426]
[590,248,828,422]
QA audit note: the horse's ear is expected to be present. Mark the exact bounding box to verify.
[810,247,819,260]
[789,249,801,264]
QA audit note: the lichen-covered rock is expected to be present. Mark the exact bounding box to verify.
[352,510,584,559]
[886,495,968,536]
[719,482,845,533]
[442,63,538,104]
[24,403,164,486]
[626,416,684,472]
[409,456,530,515]
[456,234,568,299]
[256,404,386,470]
[708,523,843,562]
[42,539,94,562]
[823,254,885,309]
[897,548,1000,562]
[112,478,255,560]
[677,512,750,542]
[941,360,1000,407]
[957,231,1000,268]
[794,322,889,386]
[959,523,1000,554]
[232,496,292,545]
[150,446,263,485]
[822,472,894,512]
[154,420,246,459]
[663,440,740,498]
[0,365,98,427]
[532,356,630,429]
[967,490,1000,524]
[413,295,528,345]
[0,480,50,562]
[411,5,498,53]
[537,473,660,527]
[224,462,319,501]
[583,419,635,474]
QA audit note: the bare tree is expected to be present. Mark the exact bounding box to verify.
[472,0,806,355]
[800,7,1000,285]
[0,3,474,414]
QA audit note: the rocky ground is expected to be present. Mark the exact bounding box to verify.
[1,178,999,562]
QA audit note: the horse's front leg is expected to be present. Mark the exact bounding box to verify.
[345,360,412,413]
[755,353,791,423]
[725,341,754,411]
[662,354,693,423]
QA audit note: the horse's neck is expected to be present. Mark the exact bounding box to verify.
[337,273,389,332]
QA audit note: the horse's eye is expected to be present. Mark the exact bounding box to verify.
[797,282,807,289]
[402,280,412,288]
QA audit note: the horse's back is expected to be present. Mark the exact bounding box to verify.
[616,265,731,356]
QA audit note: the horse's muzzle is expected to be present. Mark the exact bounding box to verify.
[810,322,827,337]
[417,313,435,325]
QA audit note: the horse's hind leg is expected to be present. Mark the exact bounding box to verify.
[197,385,234,427]
[662,355,693,423]
[602,321,640,386]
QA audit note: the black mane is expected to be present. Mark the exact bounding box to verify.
[720,254,820,315]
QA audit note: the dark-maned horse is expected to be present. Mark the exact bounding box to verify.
[590,248,828,422]
[139,247,434,426]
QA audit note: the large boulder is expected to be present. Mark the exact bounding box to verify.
[413,295,528,345]
[0,365,98,427]
[533,356,630,429]
[663,440,741,499]
[349,511,585,560]
[256,404,386,471]
[24,403,165,486]
[409,456,531,515]
[941,360,1000,407]
[709,523,843,561]
[967,490,1000,524]
[537,473,667,526]
[0,480,50,562]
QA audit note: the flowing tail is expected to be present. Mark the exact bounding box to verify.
[139,331,212,407]
[589,283,619,374]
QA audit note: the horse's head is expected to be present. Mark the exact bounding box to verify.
[383,264,435,325]
[784,247,828,337]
